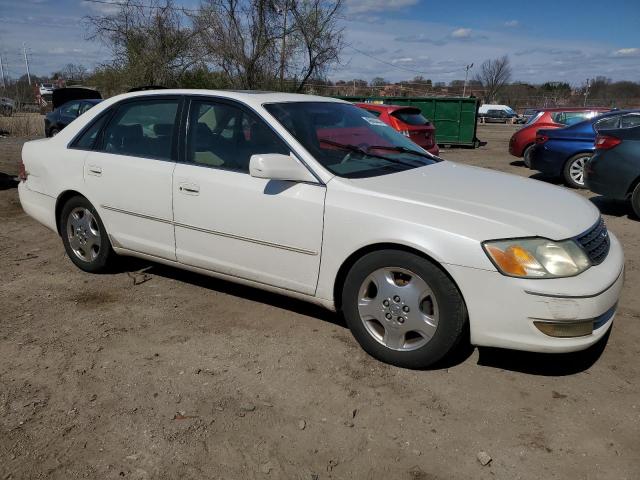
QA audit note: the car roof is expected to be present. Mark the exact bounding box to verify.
[540,107,610,112]
[355,103,419,112]
[107,89,347,109]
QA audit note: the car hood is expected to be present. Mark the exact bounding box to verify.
[341,161,599,241]
[52,87,102,109]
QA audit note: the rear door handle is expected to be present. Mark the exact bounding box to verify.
[87,165,102,176]
[179,183,200,195]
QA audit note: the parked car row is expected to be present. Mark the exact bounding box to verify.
[509,106,640,217]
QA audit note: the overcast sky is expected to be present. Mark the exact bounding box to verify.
[0,0,638,85]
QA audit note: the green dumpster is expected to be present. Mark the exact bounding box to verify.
[334,96,480,148]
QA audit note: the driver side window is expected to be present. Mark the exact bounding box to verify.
[187,100,289,173]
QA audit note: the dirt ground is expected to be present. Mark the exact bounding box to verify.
[1,124,639,480]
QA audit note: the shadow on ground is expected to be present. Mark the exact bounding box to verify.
[0,172,18,191]
[528,172,564,186]
[116,256,345,327]
[590,195,635,220]
[113,256,476,370]
[476,329,611,376]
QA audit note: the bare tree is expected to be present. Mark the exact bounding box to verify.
[192,0,282,90]
[475,55,512,103]
[288,0,343,92]
[192,0,343,91]
[61,64,89,84]
[85,0,200,88]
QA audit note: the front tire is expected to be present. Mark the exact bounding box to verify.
[563,153,591,189]
[632,183,640,219]
[341,250,467,369]
[60,196,115,273]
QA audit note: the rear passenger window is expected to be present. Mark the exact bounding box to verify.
[187,100,288,173]
[102,99,179,160]
[621,114,640,129]
[72,112,111,150]
[595,116,620,131]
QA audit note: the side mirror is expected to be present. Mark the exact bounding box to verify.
[249,153,317,183]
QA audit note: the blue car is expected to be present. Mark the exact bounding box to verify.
[529,110,640,188]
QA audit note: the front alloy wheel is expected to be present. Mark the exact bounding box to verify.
[564,154,590,189]
[358,267,439,351]
[342,250,467,369]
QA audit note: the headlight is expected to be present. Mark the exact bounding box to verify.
[483,238,591,278]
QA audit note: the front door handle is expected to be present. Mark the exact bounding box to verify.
[87,165,102,176]
[179,183,200,195]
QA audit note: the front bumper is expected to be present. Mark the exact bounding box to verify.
[446,232,624,353]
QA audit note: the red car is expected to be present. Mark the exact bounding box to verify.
[509,107,610,166]
[356,103,439,155]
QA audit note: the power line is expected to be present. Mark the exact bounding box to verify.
[81,0,200,13]
[345,45,465,78]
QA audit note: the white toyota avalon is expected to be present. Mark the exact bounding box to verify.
[18,90,624,368]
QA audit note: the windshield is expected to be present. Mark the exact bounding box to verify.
[263,102,440,178]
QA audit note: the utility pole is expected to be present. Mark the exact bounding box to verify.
[583,79,591,107]
[279,0,289,91]
[0,54,5,89]
[462,63,473,97]
[23,42,31,85]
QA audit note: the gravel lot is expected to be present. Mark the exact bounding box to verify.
[1,124,639,479]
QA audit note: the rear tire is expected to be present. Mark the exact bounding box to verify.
[632,183,640,219]
[60,196,115,273]
[49,128,59,137]
[341,250,467,369]
[563,153,591,189]
[523,144,534,168]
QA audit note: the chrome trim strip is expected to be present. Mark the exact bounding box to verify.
[101,205,173,224]
[524,266,624,299]
[100,204,318,256]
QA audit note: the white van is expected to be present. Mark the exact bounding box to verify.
[478,104,517,116]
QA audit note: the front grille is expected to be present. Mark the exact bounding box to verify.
[575,217,610,265]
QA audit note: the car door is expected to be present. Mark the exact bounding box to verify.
[172,97,326,295]
[83,96,182,261]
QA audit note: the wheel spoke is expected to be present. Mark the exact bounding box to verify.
[367,268,398,300]
[383,327,405,350]
[358,298,382,321]
[68,234,81,251]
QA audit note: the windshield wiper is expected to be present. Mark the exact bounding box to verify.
[366,144,434,160]
[318,138,422,167]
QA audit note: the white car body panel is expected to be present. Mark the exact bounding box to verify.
[83,151,176,261]
[18,89,625,355]
[173,163,325,294]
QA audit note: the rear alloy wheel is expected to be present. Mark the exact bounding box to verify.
[342,250,466,369]
[632,183,640,219]
[563,153,591,189]
[50,128,59,137]
[523,144,535,168]
[60,196,115,273]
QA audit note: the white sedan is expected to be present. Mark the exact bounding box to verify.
[18,90,624,368]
